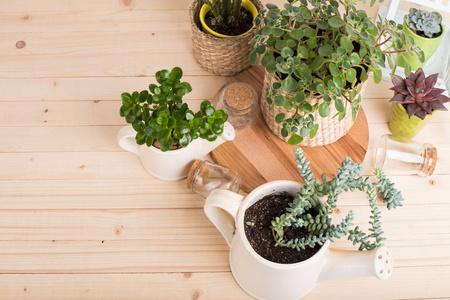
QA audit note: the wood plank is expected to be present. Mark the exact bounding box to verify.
[0,76,227,101]
[0,209,219,241]
[0,240,229,273]
[0,51,210,78]
[0,0,194,12]
[364,123,450,149]
[0,179,192,197]
[0,126,123,152]
[0,194,204,210]
[1,31,192,55]
[0,237,447,273]
[0,148,448,180]
[0,100,204,126]
[0,0,376,16]
[0,174,448,207]
[0,11,189,33]
[0,266,449,299]
[0,152,150,180]
[0,205,449,241]
[0,98,448,126]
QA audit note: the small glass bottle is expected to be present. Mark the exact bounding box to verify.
[187,160,241,198]
[375,134,437,177]
[217,82,258,130]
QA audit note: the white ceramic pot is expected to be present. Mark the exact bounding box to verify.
[117,122,235,181]
[205,181,393,300]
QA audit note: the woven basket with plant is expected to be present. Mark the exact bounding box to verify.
[250,0,421,146]
[190,0,263,76]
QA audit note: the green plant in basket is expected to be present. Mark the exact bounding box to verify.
[119,67,228,152]
[249,0,422,144]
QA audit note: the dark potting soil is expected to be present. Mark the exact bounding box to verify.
[244,192,322,264]
[204,8,253,36]
[411,29,441,39]
[152,139,181,150]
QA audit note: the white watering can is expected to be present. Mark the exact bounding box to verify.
[205,180,393,300]
[117,121,235,181]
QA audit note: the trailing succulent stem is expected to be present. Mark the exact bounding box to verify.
[203,0,243,28]
[271,148,404,251]
[250,0,422,144]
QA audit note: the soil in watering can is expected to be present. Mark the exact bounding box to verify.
[244,192,322,264]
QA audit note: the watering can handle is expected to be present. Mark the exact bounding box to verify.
[204,189,244,247]
[117,125,141,157]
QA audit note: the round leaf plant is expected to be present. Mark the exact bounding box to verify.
[119,67,228,152]
[250,0,422,144]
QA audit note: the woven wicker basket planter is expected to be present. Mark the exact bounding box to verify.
[260,70,365,147]
[189,0,263,77]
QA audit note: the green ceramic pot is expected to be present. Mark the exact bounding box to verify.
[389,103,435,138]
[401,19,445,71]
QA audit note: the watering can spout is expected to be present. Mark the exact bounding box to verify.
[199,121,235,156]
[318,246,393,283]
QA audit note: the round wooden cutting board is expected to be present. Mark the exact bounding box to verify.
[211,66,369,193]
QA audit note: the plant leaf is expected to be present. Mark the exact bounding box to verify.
[373,68,382,84]
[347,68,357,83]
[282,75,298,93]
[288,133,303,145]
[275,113,286,123]
[328,16,345,28]
[309,124,319,138]
[311,56,325,71]
[319,102,331,117]
[335,98,345,112]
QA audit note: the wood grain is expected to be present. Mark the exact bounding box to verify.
[0,76,227,101]
[0,51,210,78]
[0,205,448,242]
[211,66,369,192]
[1,31,192,55]
[1,0,449,299]
[0,11,189,33]
[0,99,448,126]
[0,77,397,101]
[0,266,448,300]
[0,238,447,272]
[0,175,448,207]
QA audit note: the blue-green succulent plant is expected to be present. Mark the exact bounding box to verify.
[270,148,404,251]
[405,8,442,38]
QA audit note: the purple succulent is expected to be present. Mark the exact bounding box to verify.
[389,68,450,119]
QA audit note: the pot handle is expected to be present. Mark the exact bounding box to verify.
[117,125,141,157]
[204,189,244,247]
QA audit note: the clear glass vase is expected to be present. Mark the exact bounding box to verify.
[217,82,259,130]
[187,160,241,198]
[375,134,437,177]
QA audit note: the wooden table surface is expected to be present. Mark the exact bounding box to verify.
[0,0,449,299]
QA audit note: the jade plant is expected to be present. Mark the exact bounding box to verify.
[405,8,442,38]
[203,0,244,28]
[249,0,422,144]
[119,67,228,152]
[271,148,403,251]
[389,68,450,120]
